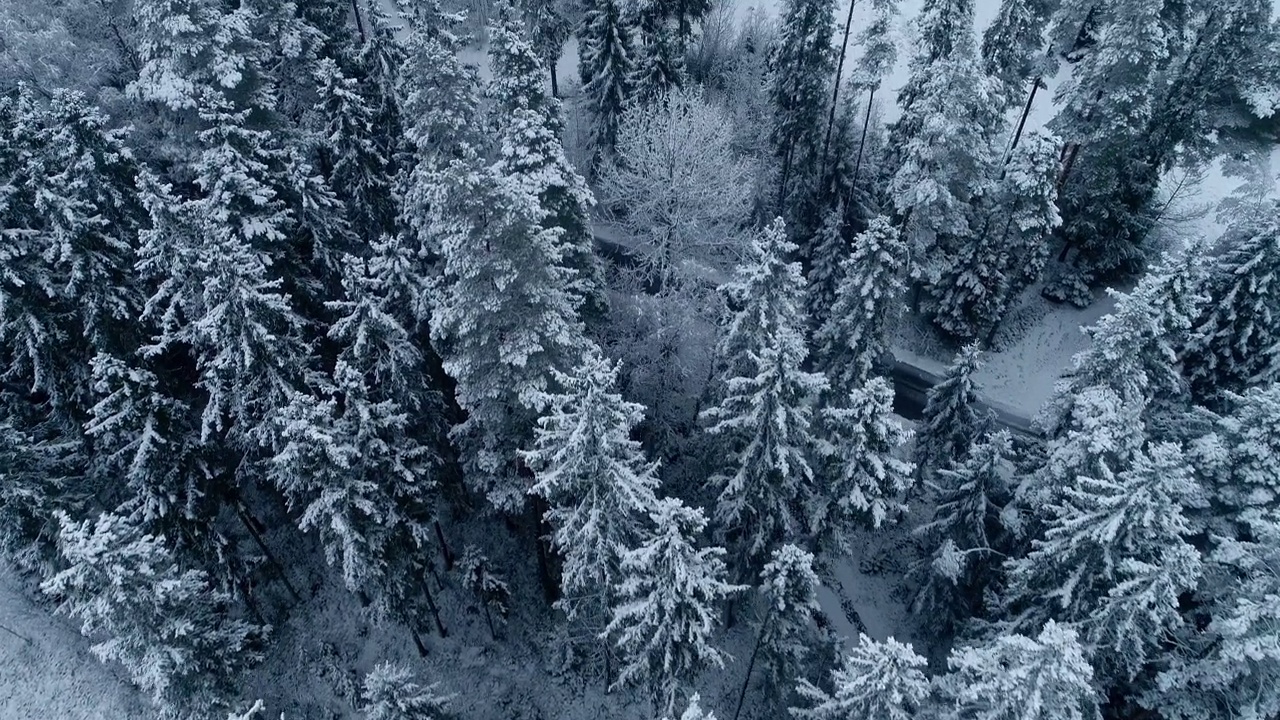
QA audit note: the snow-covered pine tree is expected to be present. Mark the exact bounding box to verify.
[1051,0,1168,278]
[1150,510,1280,720]
[886,0,978,160]
[805,206,847,330]
[429,161,586,512]
[941,621,1098,720]
[913,344,986,482]
[269,256,441,601]
[793,634,930,720]
[980,0,1053,108]
[1037,244,1208,440]
[43,512,265,718]
[812,377,915,552]
[313,55,400,244]
[769,0,836,214]
[516,0,574,96]
[814,216,908,394]
[606,498,744,714]
[398,0,483,256]
[578,0,635,160]
[1136,0,1278,206]
[702,218,827,569]
[889,29,1002,292]
[457,546,512,639]
[911,430,1015,637]
[0,423,75,573]
[487,8,606,319]
[1181,201,1280,402]
[988,130,1062,305]
[522,350,661,618]
[631,0,685,101]
[363,662,456,720]
[84,352,215,557]
[0,88,147,429]
[1189,384,1280,535]
[1001,443,1203,685]
[926,130,1061,342]
[843,0,899,191]
[750,545,825,709]
[136,162,308,446]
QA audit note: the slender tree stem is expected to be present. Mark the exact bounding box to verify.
[434,520,455,571]
[418,575,449,638]
[352,0,367,44]
[233,501,302,602]
[821,0,859,185]
[732,606,774,720]
[851,85,875,189]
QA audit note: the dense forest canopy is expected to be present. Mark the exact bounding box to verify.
[1,0,1279,718]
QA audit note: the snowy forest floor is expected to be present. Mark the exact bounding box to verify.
[0,572,145,719]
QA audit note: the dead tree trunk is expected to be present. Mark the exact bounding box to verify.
[233,500,302,603]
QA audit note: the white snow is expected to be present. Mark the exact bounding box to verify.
[0,570,145,720]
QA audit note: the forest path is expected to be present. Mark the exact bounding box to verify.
[0,570,145,720]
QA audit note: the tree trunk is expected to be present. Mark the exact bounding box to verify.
[1007,76,1041,160]
[418,575,449,638]
[233,501,302,603]
[409,627,430,657]
[550,64,560,98]
[351,0,366,44]
[482,603,497,641]
[821,0,859,185]
[732,607,774,720]
[530,496,561,604]
[433,520,455,571]
[851,85,876,189]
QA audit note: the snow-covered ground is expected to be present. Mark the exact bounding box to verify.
[0,572,144,720]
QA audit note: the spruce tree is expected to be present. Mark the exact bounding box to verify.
[363,662,456,720]
[398,0,483,256]
[43,512,265,718]
[1002,443,1203,685]
[1182,202,1280,402]
[1051,0,1168,277]
[1151,511,1280,720]
[487,9,606,318]
[913,344,986,482]
[0,423,75,573]
[926,130,1061,342]
[980,0,1054,107]
[814,216,908,394]
[889,34,1002,290]
[793,634,930,720]
[606,498,744,714]
[805,206,848,330]
[702,218,827,568]
[753,545,824,707]
[631,1,684,101]
[887,0,978,159]
[911,430,1015,637]
[942,621,1098,720]
[664,694,718,720]
[523,350,661,617]
[769,0,837,212]
[429,164,586,511]
[313,56,399,244]
[813,377,915,551]
[578,0,635,159]
[1037,245,1207,441]
[1190,384,1280,533]
[269,256,441,600]
[0,88,146,428]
